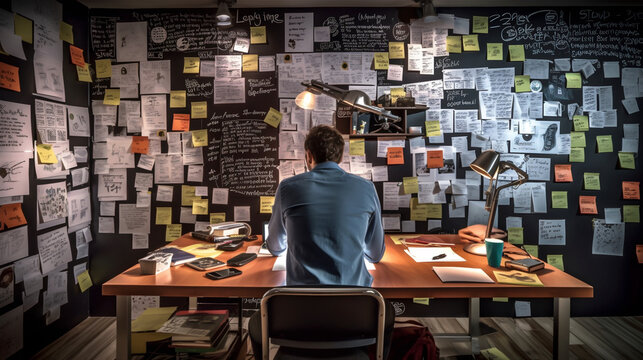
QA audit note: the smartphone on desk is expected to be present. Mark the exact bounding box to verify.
[227,253,257,267]
[206,268,242,280]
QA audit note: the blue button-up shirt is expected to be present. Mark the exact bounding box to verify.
[266,161,385,286]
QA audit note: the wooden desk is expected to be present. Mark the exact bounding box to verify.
[103,234,593,360]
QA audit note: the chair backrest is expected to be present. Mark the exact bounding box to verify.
[260,286,386,360]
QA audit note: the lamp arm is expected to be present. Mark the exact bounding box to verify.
[495,161,529,193]
[483,162,529,239]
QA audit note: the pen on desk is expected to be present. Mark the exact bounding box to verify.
[432,253,447,260]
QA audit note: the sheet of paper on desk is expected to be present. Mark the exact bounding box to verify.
[404,247,464,262]
[433,267,494,283]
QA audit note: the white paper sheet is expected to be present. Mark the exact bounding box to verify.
[116,21,147,62]
[37,226,73,275]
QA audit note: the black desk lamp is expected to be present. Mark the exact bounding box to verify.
[464,150,529,255]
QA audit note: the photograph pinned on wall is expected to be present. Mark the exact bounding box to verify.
[66,105,90,137]
[116,21,147,63]
[510,121,563,155]
[36,181,68,224]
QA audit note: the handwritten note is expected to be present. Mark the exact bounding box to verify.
[538,219,566,245]
[166,224,182,242]
[14,14,33,44]
[551,191,568,209]
[596,135,613,153]
[514,75,530,92]
[0,62,20,92]
[76,64,92,82]
[260,196,275,214]
[77,270,93,292]
[508,45,525,61]
[210,212,226,224]
[191,101,207,119]
[183,57,200,73]
[623,205,639,223]
[37,144,58,164]
[403,177,419,194]
[69,45,85,66]
[569,148,585,162]
[250,26,267,44]
[487,43,502,60]
[131,136,149,154]
[191,129,208,147]
[547,255,565,271]
[579,196,598,214]
[573,115,589,131]
[446,36,462,53]
[554,164,573,182]
[583,172,601,190]
[387,147,404,165]
[462,35,479,51]
[566,73,582,88]
[472,16,488,33]
[426,150,443,168]
[622,181,640,200]
[425,120,441,137]
[388,42,405,59]
[95,59,111,78]
[618,152,635,169]
[0,203,27,230]
[570,132,586,148]
[507,227,524,244]
[60,21,74,44]
[373,52,389,70]
[156,207,172,225]
[264,107,282,128]
[103,88,120,105]
[349,139,365,156]
[242,54,258,72]
[170,90,186,108]
[172,114,190,132]
[192,198,208,215]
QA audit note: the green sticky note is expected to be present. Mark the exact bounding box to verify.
[413,298,430,306]
[472,16,488,34]
[596,135,613,153]
[462,35,480,51]
[166,224,183,242]
[618,152,636,169]
[570,132,586,148]
[551,191,568,209]
[77,270,93,293]
[403,177,419,194]
[623,205,640,223]
[60,21,74,44]
[181,185,198,206]
[263,107,282,128]
[523,245,538,258]
[566,73,582,88]
[508,45,525,61]
[492,297,509,302]
[507,227,524,244]
[583,172,601,190]
[514,75,531,92]
[547,255,565,271]
[156,207,172,225]
[446,36,462,53]
[569,148,585,163]
[573,115,589,131]
[487,43,503,60]
[481,348,510,360]
[14,14,33,44]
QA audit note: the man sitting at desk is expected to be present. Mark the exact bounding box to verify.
[248,125,394,358]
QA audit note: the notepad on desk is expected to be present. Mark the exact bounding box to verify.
[404,247,465,262]
[433,267,495,283]
[493,270,543,286]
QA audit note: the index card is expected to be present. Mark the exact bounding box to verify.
[234,206,250,222]
[387,64,404,81]
[116,21,147,62]
[285,13,313,52]
[37,226,73,275]
[538,219,565,245]
[524,59,550,80]
[603,61,620,78]
[98,216,115,233]
[0,226,28,265]
[211,188,229,205]
[592,219,624,256]
[313,26,330,42]
[604,208,621,224]
[515,301,531,317]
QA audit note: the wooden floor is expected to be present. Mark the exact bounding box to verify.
[32,316,643,360]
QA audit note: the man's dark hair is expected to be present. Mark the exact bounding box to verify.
[304,125,345,164]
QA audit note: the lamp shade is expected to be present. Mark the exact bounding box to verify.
[470,150,500,179]
[216,2,232,26]
[341,90,371,108]
[295,91,316,110]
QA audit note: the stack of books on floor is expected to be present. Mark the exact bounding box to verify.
[156,309,238,358]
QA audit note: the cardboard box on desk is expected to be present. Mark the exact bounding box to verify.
[138,252,172,275]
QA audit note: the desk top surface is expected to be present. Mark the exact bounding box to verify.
[103,234,593,299]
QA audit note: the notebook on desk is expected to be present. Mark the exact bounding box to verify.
[433,266,494,283]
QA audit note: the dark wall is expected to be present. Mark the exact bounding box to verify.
[86,6,641,320]
[0,0,91,358]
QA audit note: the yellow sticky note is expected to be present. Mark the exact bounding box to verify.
[547,255,565,271]
[472,16,488,34]
[103,88,120,105]
[183,57,200,73]
[570,132,586,148]
[623,205,640,223]
[523,245,538,258]
[462,35,479,51]
[191,129,208,147]
[388,42,405,59]
[425,120,441,137]
[191,101,207,119]
[250,26,267,44]
[60,21,73,44]
[618,152,636,169]
[507,227,524,244]
[508,45,525,61]
[37,144,58,164]
[410,198,429,221]
[583,172,601,190]
[210,213,226,224]
[596,135,613,153]
[192,198,208,215]
[551,191,568,209]
[390,87,406,105]
[170,90,186,108]
[413,298,430,306]
[446,36,462,53]
[514,75,531,92]
[264,107,282,128]
[166,224,182,242]
[566,73,582,88]
[76,64,92,82]
[260,196,275,214]
[403,177,419,194]
[181,185,198,207]
[426,204,442,219]
[96,59,112,78]
[77,270,93,293]
[242,54,259,72]
[573,115,589,131]
[569,148,585,163]
[156,207,172,225]
[373,52,389,70]
[14,14,33,44]
[487,43,503,60]
[492,297,509,302]
[349,139,365,156]
[481,348,510,360]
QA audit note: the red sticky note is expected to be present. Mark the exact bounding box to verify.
[0,62,21,92]
[554,164,573,182]
[387,147,404,165]
[579,196,598,215]
[69,45,85,66]
[0,203,27,230]
[427,150,444,168]
[623,181,640,200]
[131,136,149,154]
[172,113,190,132]
[637,245,643,264]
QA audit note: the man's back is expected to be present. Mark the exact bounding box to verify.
[266,161,385,286]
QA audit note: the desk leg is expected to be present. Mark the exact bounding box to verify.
[469,297,480,355]
[553,297,570,360]
[116,295,131,360]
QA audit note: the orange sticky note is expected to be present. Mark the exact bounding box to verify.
[131,136,149,154]
[69,45,85,66]
[554,164,573,182]
[0,62,20,92]
[0,203,27,230]
[427,150,444,168]
[623,181,640,200]
[172,114,190,131]
[387,147,404,165]
[579,195,597,215]
[637,245,643,264]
